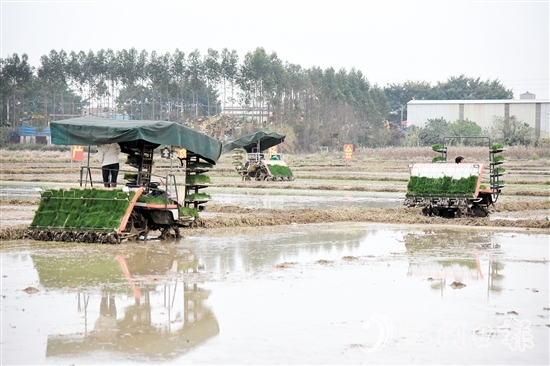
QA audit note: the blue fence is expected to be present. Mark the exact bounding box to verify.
[17,126,51,137]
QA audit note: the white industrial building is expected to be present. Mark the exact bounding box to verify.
[406,97,550,139]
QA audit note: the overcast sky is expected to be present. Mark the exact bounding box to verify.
[1,0,548,99]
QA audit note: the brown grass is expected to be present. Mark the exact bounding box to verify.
[193,205,550,231]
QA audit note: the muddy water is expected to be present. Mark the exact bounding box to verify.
[0,184,404,209]
[1,223,548,365]
[213,190,403,209]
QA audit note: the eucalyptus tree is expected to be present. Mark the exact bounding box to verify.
[171,49,186,121]
[345,68,371,142]
[263,52,286,124]
[303,66,323,124]
[220,48,239,111]
[75,50,97,114]
[283,63,306,121]
[185,49,204,119]
[238,47,274,125]
[318,67,342,139]
[67,51,85,116]
[366,84,390,131]
[435,75,513,100]
[37,49,69,120]
[0,58,7,125]
[146,51,172,120]
[136,49,149,120]
[291,66,326,150]
[203,48,220,117]
[117,48,139,118]
[146,51,160,119]
[1,53,33,127]
[104,48,120,118]
[92,49,110,115]
[384,80,433,124]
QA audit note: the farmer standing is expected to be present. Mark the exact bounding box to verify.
[97,143,121,188]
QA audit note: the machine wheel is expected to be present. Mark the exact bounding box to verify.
[471,206,489,217]
[159,225,181,240]
[125,211,149,241]
[441,209,455,218]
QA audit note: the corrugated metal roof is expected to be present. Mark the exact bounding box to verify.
[407,99,549,105]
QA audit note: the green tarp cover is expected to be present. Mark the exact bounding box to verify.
[51,116,222,164]
[222,131,285,153]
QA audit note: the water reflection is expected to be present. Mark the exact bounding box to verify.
[1,225,548,364]
[403,229,505,297]
[29,246,219,362]
[46,283,218,362]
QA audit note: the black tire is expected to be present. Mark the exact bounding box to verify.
[472,206,489,217]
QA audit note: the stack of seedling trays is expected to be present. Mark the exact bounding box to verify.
[488,143,506,191]
[184,153,213,215]
[26,188,140,243]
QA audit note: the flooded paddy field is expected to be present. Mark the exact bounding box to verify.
[1,148,549,364]
[1,223,549,365]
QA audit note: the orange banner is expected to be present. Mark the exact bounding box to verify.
[71,146,84,161]
[344,144,353,161]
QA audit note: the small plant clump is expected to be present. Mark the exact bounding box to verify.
[187,162,214,169]
[186,174,212,185]
[267,164,293,177]
[179,206,199,219]
[185,193,211,201]
[490,143,504,151]
[432,144,445,151]
[407,175,479,195]
[432,156,446,162]
[493,155,505,163]
[137,195,171,204]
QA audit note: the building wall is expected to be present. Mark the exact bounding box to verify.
[407,100,550,138]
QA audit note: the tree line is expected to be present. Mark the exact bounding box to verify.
[1,47,519,151]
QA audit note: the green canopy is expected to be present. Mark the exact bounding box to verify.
[222,131,286,153]
[51,116,222,164]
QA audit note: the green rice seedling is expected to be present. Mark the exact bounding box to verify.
[268,164,293,177]
[185,193,211,201]
[407,175,478,195]
[186,174,211,185]
[432,156,446,162]
[490,143,504,151]
[29,188,133,232]
[137,195,169,204]
[493,155,505,163]
[432,144,445,151]
[179,206,199,219]
[188,161,214,169]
